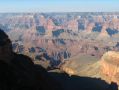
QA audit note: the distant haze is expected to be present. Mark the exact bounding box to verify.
[0,0,119,12]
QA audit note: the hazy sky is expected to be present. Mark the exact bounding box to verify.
[0,0,119,12]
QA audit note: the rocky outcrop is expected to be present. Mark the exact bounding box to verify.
[67,19,78,32]
[97,23,110,39]
[86,23,95,33]
[61,51,119,86]
[100,51,119,85]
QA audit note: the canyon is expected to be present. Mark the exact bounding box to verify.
[1,12,119,89]
[0,13,119,68]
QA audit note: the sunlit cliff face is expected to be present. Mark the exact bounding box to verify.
[100,51,119,85]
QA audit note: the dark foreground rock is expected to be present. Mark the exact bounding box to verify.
[0,29,60,90]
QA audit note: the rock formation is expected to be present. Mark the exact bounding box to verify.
[86,23,95,33]
[67,19,78,32]
[100,51,119,85]
[97,23,110,39]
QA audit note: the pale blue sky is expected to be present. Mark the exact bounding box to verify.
[0,0,119,12]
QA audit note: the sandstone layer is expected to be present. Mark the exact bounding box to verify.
[100,51,119,85]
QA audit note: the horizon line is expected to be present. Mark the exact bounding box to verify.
[0,11,119,13]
